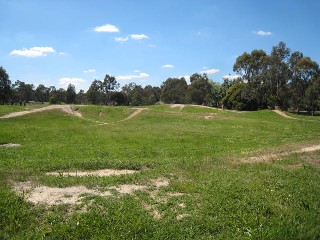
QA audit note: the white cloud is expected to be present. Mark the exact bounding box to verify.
[133,70,140,73]
[94,24,119,33]
[130,34,149,40]
[10,47,55,57]
[200,68,220,74]
[59,78,85,88]
[162,64,174,68]
[115,36,129,42]
[223,74,240,80]
[116,72,149,80]
[59,52,67,55]
[255,30,273,36]
[148,44,156,48]
[83,69,96,73]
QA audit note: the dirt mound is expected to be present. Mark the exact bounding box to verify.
[0,105,82,119]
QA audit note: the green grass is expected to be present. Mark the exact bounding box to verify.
[1,104,320,239]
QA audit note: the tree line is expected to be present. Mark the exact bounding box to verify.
[1,42,319,114]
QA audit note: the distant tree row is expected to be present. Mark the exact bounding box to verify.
[0,42,319,114]
[0,68,79,105]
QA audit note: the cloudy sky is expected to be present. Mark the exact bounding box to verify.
[1,0,319,91]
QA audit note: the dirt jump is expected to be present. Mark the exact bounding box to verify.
[0,105,147,124]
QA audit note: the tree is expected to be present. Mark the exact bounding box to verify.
[304,77,320,115]
[101,74,119,105]
[265,42,291,108]
[110,92,126,105]
[222,82,248,110]
[289,52,319,112]
[0,66,11,104]
[35,84,49,103]
[161,77,187,104]
[55,88,66,104]
[143,85,158,105]
[122,82,137,105]
[210,81,223,107]
[66,84,76,104]
[131,85,144,106]
[186,73,213,105]
[12,80,34,102]
[76,90,87,104]
[87,80,103,104]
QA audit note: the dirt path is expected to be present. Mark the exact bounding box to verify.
[240,143,320,163]
[170,104,185,112]
[0,105,82,119]
[117,108,147,122]
[272,110,297,119]
[0,105,146,124]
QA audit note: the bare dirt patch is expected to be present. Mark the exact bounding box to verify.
[110,184,147,194]
[13,177,172,206]
[204,113,218,119]
[273,110,296,119]
[117,108,147,122]
[176,213,190,221]
[0,105,82,119]
[46,169,138,177]
[0,143,21,148]
[240,143,320,163]
[13,182,112,205]
[150,178,170,188]
[170,104,185,111]
[13,177,188,219]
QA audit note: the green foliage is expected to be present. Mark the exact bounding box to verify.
[49,94,57,104]
[186,73,213,105]
[222,82,248,110]
[0,66,11,104]
[232,42,319,112]
[35,84,50,103]
[161,77,188,104]
[66,84,76,104]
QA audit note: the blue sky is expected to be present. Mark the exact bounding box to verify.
[1,0,319,91]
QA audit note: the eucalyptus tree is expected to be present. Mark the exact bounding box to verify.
[0,66,11,104]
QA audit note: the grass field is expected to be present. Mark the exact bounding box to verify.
[1,104,320,239]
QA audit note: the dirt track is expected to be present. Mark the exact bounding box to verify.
[0,105,81,119]
[241,143,320,163]
[272,110,296,119]
[0,105,146,124]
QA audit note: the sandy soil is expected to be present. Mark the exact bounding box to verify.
[13,177,172,206]
[272,110,296,119]
[0,105,146,124]
[117,108,147,122]
[0,143,21,148]
[13,176,188,220]
[241,143,320,163]
[170,104,185,111]
[0,105,82,119]
[46,169,138,177]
